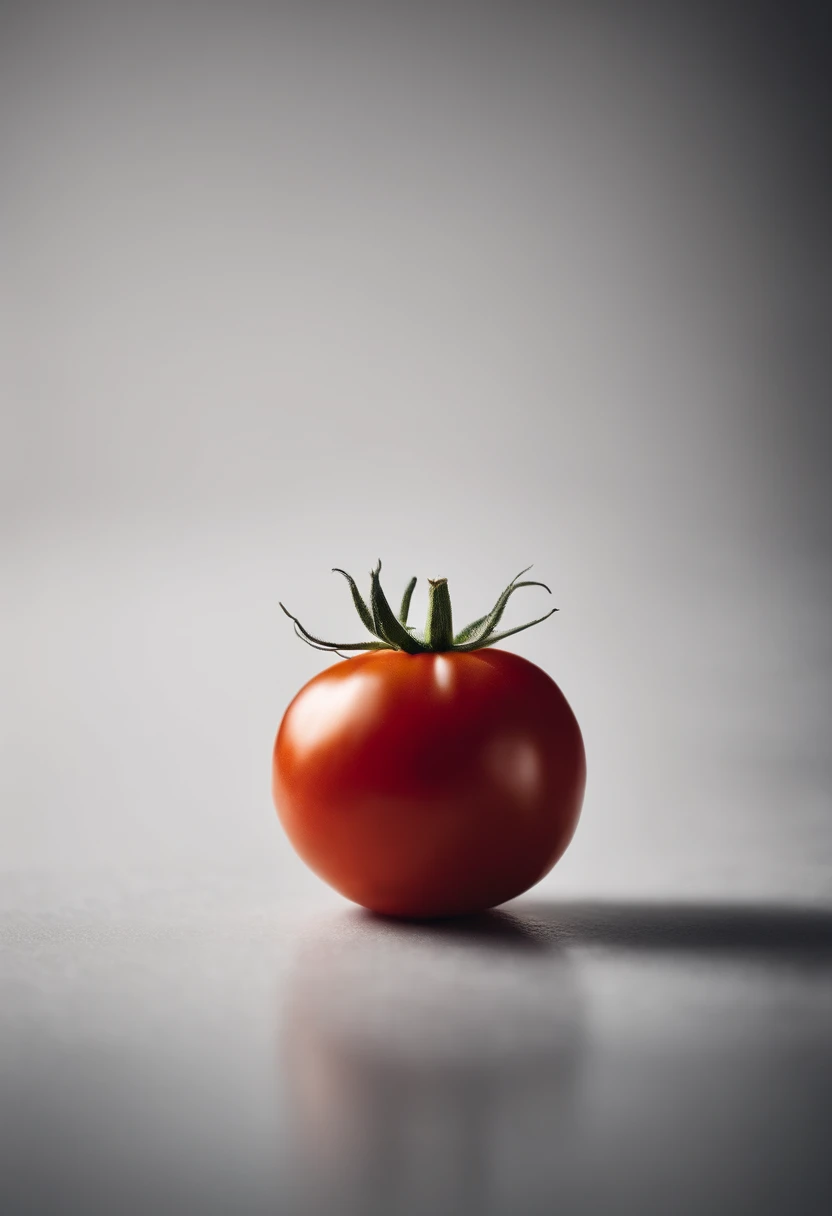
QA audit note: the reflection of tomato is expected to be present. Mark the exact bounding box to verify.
[280,909,584,1213]
[273,648,585,917]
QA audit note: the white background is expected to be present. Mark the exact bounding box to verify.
[2,3,829,900]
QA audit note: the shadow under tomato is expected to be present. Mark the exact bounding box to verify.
[496,896,832,967]
[358,904,556,950]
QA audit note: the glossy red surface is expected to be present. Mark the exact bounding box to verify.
[273,648,586,917]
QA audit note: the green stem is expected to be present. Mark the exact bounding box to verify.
[425,578,453,651]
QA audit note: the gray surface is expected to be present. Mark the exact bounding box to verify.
[2,874,831,1216]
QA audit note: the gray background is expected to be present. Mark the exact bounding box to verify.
[1,2,831,1213]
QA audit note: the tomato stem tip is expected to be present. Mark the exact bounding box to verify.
[425,578,454,651]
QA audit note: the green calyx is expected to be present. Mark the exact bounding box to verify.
[279,561,557,657]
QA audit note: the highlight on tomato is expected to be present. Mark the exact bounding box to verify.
[272,562,586,918]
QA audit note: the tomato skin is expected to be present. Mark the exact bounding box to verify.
[273,648,585,918]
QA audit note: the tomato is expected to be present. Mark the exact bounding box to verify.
[272,646,585,918]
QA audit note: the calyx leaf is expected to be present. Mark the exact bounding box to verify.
[280,563,557,656]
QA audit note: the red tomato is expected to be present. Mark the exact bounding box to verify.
[273,648,585,918]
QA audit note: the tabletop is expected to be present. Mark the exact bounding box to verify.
[2,869,830,1216]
